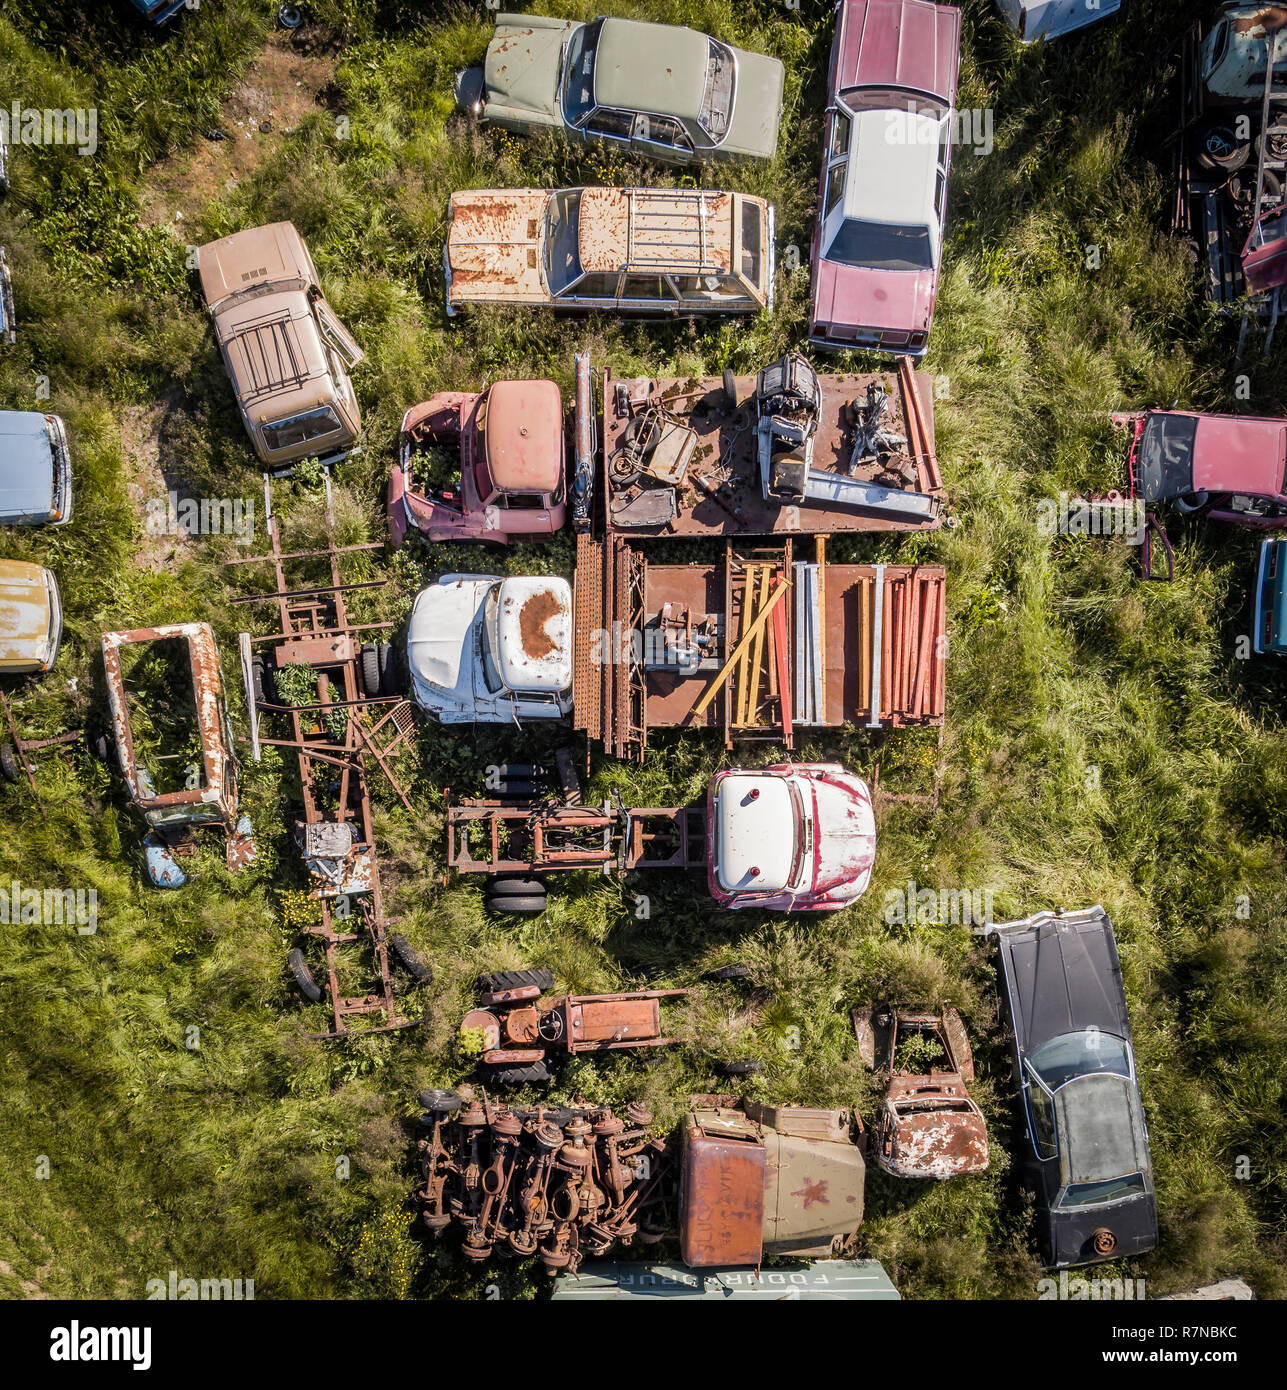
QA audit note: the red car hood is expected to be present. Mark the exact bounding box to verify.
[1192,415,1287,496]
[809,776,876,896]
[812,257,934,334]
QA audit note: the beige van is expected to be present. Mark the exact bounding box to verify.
[198,222,365,470]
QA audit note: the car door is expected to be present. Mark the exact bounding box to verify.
[814,106,851,268]
[312,295,365,370]
[629,113,695,166]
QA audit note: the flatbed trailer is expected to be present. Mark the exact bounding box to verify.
[573,534,945,760]
[601,362,941,537]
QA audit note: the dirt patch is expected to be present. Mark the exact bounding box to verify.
[121,386,197,574]
[140,33,338,229]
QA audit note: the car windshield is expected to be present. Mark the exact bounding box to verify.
[1137,413,1197,502]
[699,38,735,141]
[544,190,583,296]
[480,584,507,695]
[561,18,603,126]
[787,779,809,889]
[825,219,934,272]
[1028,1031,1130,1091]
[1058,1173,1146,1209]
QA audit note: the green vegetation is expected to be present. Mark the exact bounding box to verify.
[0,0,1282,1302]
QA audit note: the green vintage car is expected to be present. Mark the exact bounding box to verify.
[456,12,783,165]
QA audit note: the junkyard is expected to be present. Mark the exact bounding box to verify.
[0,0,1283,1341]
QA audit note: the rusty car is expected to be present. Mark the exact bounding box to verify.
[981,905,1158,1269]
[456,13,783,165]
[0,559,62,675]
[809,0,962,357]
[444,185,773,318]
[851,1002,989,1179]
[197,221,365,471]
[459,968,689,1084]
[415,1089,866,1274]
[101,622,255,889]
[407,573,573,723]
[388,376,568,547]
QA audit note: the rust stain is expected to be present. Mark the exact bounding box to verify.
[518,588,563,660]
[791,1177,829,1209]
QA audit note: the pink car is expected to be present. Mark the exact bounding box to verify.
[808,0,961,357]
[1115,407,1287,529]
[388,378,567,546]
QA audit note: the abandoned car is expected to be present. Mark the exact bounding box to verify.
[996,0,1119,43]
[101,622,256,889]
[198,221,365,470]
[406,574,573,723]
[129,0,190,21]
[0,559,62,674]
[852,1003,989,1179]
[459,968,688,1084]
[983,905,1158,1269]
[457,13,783,164]
[444,186,773,317]
[415,1090,866,1273]
[706,762,876,911]
[0,410,72,526]
[809,0,961,356]
[1115,406,1287,528]
[1253,536,1287,653]
[388,377,567,546]
[0,247,14,344]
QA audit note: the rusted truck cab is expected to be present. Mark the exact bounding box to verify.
[680,1097,865,1266]
[853,1004,989,1180]
[388,378,567,546]
[198,222,365,471]
[706,763,876,911]
[101,622,255,888]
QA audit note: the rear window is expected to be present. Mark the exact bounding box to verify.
[1137,413,1198,502]
[1058,1173,1146,1209]
[261,406,342,453]
[699,39,735,141]
[825,219,933,272]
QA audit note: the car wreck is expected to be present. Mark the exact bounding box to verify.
[851,1003,989,1179]
[1252,536,1286,652]
[198,221,365,471]
[415,1090,866,1274]
[101,622,255,888]
[0,559,62,675]
[0,410,72,526]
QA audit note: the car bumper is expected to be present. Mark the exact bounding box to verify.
[1042,1191,1158,1269]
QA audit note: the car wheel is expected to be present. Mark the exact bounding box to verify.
[360,643,382,699]
[485,877,547,898]
[390,932,433,983]
[487,1060,552,1085]
[479,968,556,994]
[723,367,738,409]
[703,963,753,983]
[0,741,21,783]
[485,893,547,915]
[288,948,323,1003]
[418,1088,463,1115]
[1196,122,1251,172]
[719,1059,763,1076]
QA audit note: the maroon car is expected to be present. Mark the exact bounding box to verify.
[808,0,962,357]
[1115,408,1287,529]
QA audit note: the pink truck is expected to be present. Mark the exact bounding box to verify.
[808,0,962,357]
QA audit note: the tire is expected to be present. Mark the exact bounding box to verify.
[375,642,399,696]
[703,963,753,983]
[360,644,382,698]
[85,726,111,763]
[1195,122,1250,173]
[1174,489,1210,516]
[251,655,274,706]
[495,780,543,798]
[723,367,738,409]
[486,893,547,915]
[490,763,545,781]
[622,415,662,458]
[288,948,323,1003]
[0,741,20,783]
[486,877,547,898]
[487,1060,552,1085]
[719,1059,763,1076]
[390,933,433,983]
[480,968,556,994]
[418,1088,463,1115]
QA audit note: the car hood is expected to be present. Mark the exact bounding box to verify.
[809,773,876,896]
[407,576,493,696]
[0,560,54,665]
[484,19,576,127]
[0,412,55,518]
[446,190,550,305]
[997,911,1129,1055]
[1192,414,1287,497]
[721,50,784,158]
[811,256,934,334]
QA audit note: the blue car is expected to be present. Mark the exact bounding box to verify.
[1252,539,1287,655]
[130,0,190,24]
[0,411,73,526]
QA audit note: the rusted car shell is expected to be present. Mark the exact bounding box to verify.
[101,622,236,824]
[877,1076,989,1180]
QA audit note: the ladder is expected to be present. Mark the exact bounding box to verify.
[1238,34,1287,357]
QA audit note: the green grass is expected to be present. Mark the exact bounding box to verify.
[0,0,1283,1301]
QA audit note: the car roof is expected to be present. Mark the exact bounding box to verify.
[481,379,563,493]
[1189,411,1287,496]
[834,0,961,103]
[1055,1072,1149,1186]
[0,559,52,660]
[0,412,55,516]
[840,108,941,228]
[594,18,709,122]
[577,186,735,276]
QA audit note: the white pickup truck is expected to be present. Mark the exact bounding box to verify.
[407,574,573,723]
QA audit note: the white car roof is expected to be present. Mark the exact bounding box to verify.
[841,107,942,229]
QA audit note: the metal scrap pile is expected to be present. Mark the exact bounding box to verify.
[416,1090,672,1273]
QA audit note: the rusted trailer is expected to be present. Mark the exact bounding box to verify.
[228,474,426,1039]
[574,534,945,759]
[600,358,940,537]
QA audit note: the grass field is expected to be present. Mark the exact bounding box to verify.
[0,0,1283,1301]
